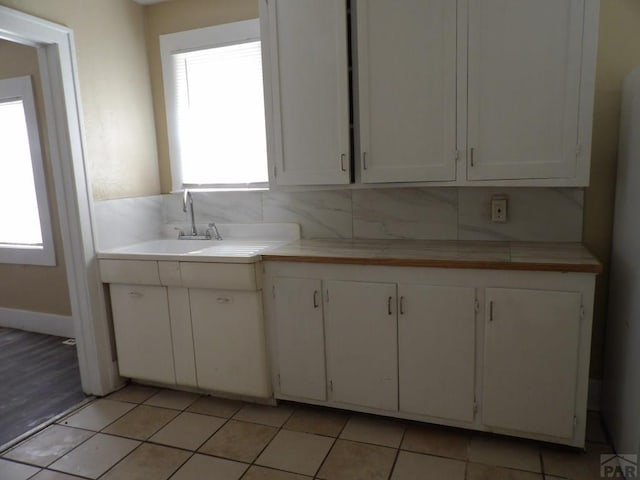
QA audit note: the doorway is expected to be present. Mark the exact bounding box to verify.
[0,4,122,439]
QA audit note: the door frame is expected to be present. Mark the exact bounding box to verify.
[0,6,120,395]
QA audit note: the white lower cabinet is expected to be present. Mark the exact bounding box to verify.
[271,276,477,419]
[265,262,595,447]
[110,284,176,385]
[190,289,270,398]
[273,277,326,401]
[482,288,582,439]
[325,280,398,411]
[398,284,476,422]
[101,259,271,399]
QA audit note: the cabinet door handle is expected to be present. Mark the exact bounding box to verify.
[362,152,368,170]
[399,296,405,315]
[313,290,319,309]
[128,291,143,298]
[470,147,475,167]
[340,153,347,172]
[387,296,393,315]
[489,300,494,322]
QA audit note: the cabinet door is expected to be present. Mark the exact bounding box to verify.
[357,0,457,183]
[264,0,350,185]
[467,0,584,180]
[110,284,176,385]
[273,277,326,401]
[190,289,271,398]
[483,288,582,439]
[325,280,397,411]
[398,285,476,422]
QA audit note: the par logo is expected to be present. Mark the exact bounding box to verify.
[600,454,637,478]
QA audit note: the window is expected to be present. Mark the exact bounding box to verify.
[0,75,55,266]
[160,19,268,190]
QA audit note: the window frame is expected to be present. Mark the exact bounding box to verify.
[0,75,55,266]
[160,19,268,192]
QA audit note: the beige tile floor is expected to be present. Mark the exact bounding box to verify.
[0,384,613,480]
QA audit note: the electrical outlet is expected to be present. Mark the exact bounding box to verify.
[491,196,508,223]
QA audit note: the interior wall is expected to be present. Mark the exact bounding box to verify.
[0,0,160,200]
[584,0,640,379]
[0,40,70,316]
[143,0,258,193]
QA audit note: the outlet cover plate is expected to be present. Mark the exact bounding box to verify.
[491,196,508,223]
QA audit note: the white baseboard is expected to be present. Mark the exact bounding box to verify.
[0,307,74,338]
[588,378,602,411]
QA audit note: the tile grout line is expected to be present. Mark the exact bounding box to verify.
[386,424,408,480]
[244,403,297,476]
[312,407,354,479]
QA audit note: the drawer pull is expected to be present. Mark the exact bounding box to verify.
[387,296,393,315]
[216,297,233,304]
[313,290,319,309]
[128,291,143,298]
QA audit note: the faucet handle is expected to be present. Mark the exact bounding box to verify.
[207,222,223,240]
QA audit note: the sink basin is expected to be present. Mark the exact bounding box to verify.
[101,238,286,261]
[97,223,300,262]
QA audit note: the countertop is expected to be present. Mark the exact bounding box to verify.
[261,239,602,274]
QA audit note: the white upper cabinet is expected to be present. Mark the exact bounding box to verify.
[261,0,350,185]
[260,0,599,187]
[356,0,457,183]
[466,0,591,182]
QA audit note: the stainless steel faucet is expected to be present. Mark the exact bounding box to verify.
[183,189,198,237]
[178,190,223,240]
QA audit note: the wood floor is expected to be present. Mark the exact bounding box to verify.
[0,327,87,447]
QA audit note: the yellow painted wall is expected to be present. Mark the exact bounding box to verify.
[0,40,70,316]
[0,0,160,200]
[585,0,640,378]
[0,0,159,317]
[143,0,258,192]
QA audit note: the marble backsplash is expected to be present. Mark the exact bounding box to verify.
[94,187,584,248]
[93,195,164,250]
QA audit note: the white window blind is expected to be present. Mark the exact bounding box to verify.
[162,20,268,189]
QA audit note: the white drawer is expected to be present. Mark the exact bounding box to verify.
[158,261,181,286]
[99,260,160,285]
[180,262,259,291]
